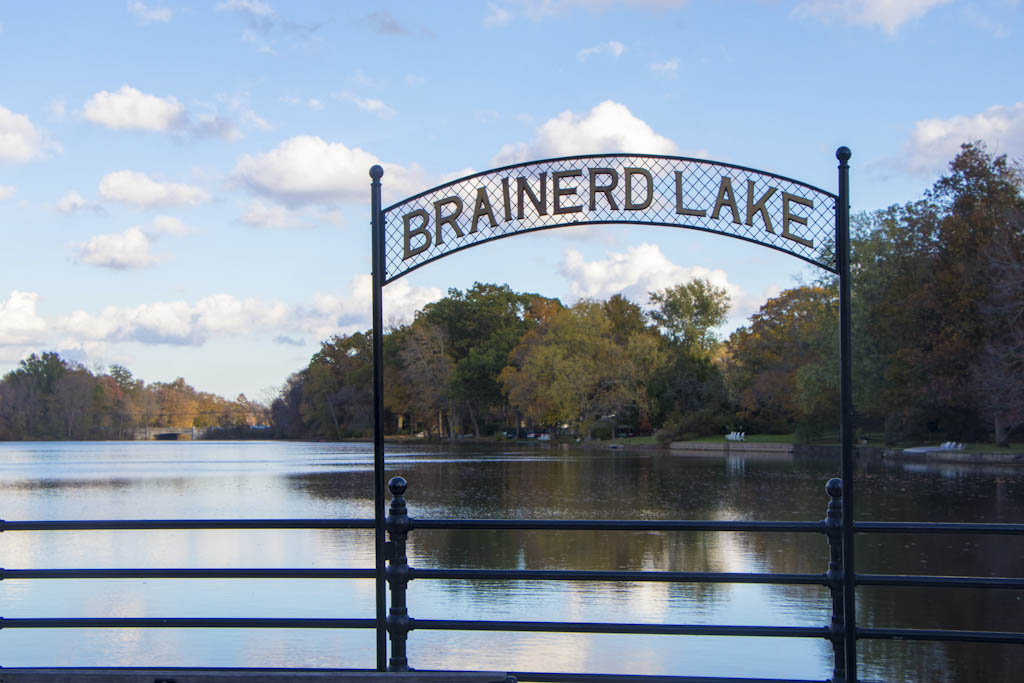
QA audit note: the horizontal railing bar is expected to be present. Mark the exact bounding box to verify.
[854,521,1024,534]
[0,617,376,629]
[410,619,829,638]
[858,627,1024,644]
[511,673,823,683]
[411,519,824,533]
[411,569,829,586]
[1,568,375,580]
[857,574,1024,589]
[0,519,375,531]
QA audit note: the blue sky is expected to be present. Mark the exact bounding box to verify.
[0,0,1021,400]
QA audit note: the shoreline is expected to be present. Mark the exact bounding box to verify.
[667,440,1024,464]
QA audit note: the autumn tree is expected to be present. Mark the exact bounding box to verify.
[500,300,657,440]
[723,286,837,434]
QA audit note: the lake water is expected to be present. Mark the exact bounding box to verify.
[0,441,1021,681]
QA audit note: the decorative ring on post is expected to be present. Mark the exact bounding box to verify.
[385,476,412,672]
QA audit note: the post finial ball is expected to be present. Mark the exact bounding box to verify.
[836,147,852,162]
[826,478,843,498]
[388,476,407,496]
[370,165,384,180]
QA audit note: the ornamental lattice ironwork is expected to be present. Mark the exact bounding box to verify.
[381,154,838,283]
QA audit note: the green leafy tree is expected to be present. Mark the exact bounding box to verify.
[649,278,730,355]
[500,300,654,440]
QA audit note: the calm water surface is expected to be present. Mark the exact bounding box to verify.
[0,441,1021,681]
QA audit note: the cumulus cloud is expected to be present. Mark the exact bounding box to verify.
[81,85,259,140]
[128,2,172,23]
[305,275,443,341]
[0,106,59,162]
[904,102,1024,175]
[0,185,14,200]
[493,100,677,165]
[72,227,158,270]
[82,85,186,132]
[232,135,428,206]
[0,291,49,345]
[558,243,741,304]
[577,40,625,61]
[2,274,442,369]
[793,0,952,35]
[559,243,776,328]
[47,278,440,349]
[99,170,210,209]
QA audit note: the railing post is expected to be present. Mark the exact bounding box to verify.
[385,476,412,671]
[825,478,846,683]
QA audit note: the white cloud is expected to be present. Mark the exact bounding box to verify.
[232,135,428,206]
[128,2,172,23]
[240,200,301,228]
[493,100,677,165]
[56,191,100,213]
[559,243,778,329]
[337,92,396,118]
[0,292,48,345]
[904,102,1024,174]
[793,0,952,35]
[308,98,323,111]
[243,110,271,130]
[56,280,439,348]
[82,85,186,132]
[72,227,158,270]
[4,276,443,356]
[484,3,514,26]
[559,243,739,304]
[0,185,14,200]
[0,106,58,162]
[651,59,679,76]
[99,170,211,208]
[192,113,243,141]
[150,215,193,235]
[82,85,254,140]
[577,40,625,61]
[306,275,443,340]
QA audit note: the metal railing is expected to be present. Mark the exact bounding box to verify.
[1,476,1022,682]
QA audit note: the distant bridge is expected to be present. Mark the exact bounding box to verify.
[133,426,207,440]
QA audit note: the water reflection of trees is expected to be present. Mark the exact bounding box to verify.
[287,449,1024,682]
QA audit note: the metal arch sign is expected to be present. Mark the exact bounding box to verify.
[379,154,839,283]
[367,148,856,679]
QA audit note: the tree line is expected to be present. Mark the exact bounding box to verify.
[0,353,268,440]
[2,143,1020,445]
[273,144,1023,446]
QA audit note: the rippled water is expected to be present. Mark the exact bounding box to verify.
[0,441,1021,681]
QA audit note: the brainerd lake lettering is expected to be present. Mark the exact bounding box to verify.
[401,166,816,260]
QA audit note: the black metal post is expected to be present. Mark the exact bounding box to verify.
[370,164,387,671]
[385,476,412,671]
[836,146,856,681]
[824,478,845,683]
